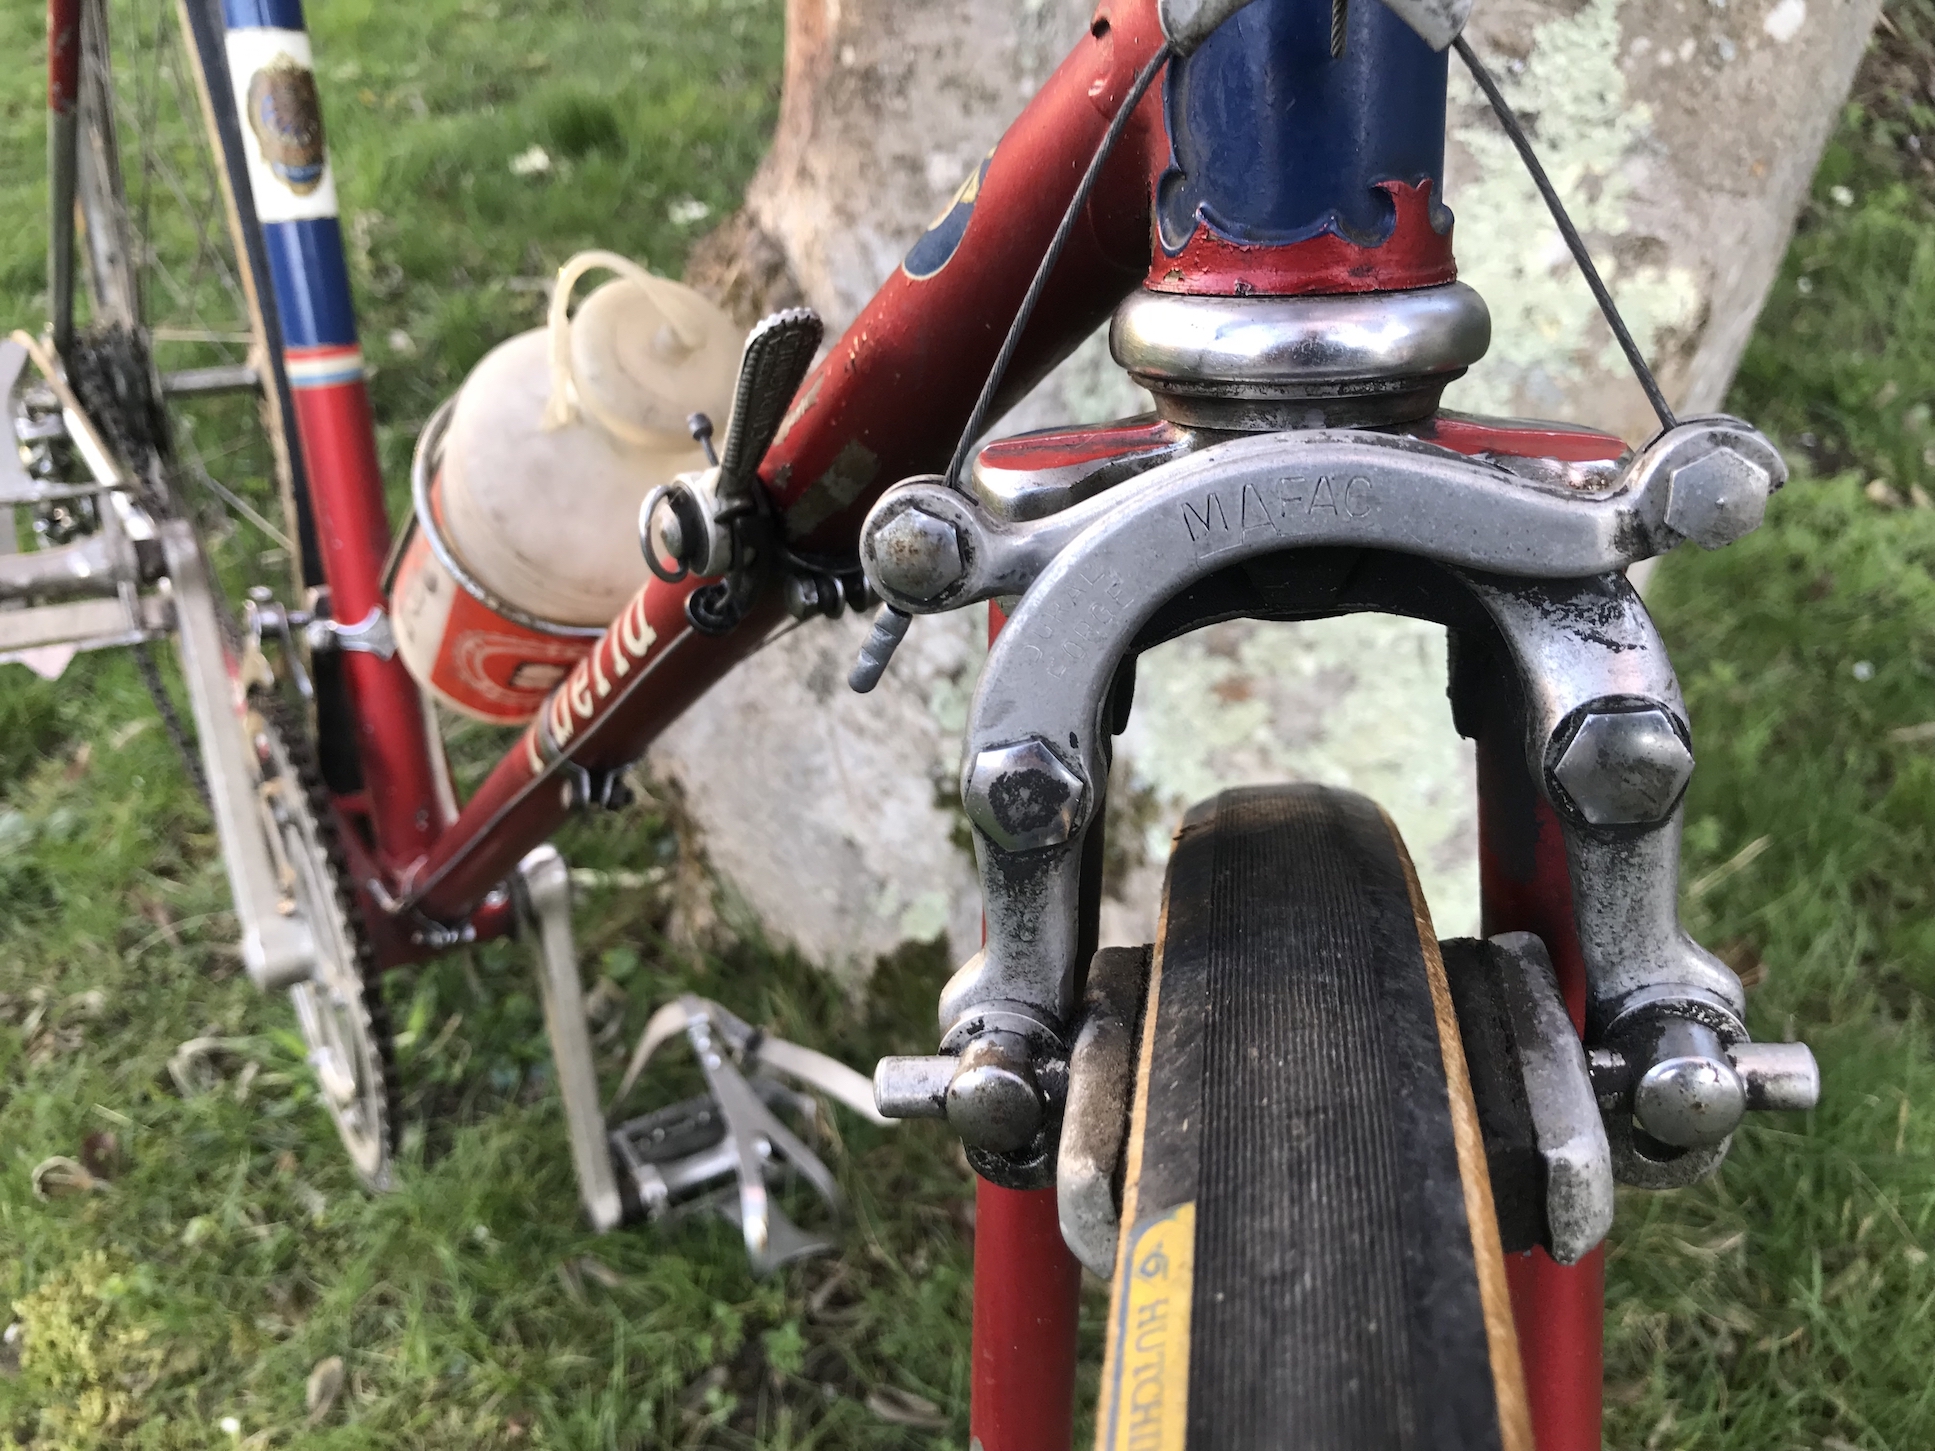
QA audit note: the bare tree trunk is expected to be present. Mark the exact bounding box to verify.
[665,0,1878,980]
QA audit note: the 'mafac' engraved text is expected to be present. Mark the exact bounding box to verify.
[1105,1202,1196,1451]
[1180,475,1373,555]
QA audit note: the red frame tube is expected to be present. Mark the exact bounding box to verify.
[47,0,79,112]
[1478,705,1607,1451]
[972,1183,1084,1451]
[399,2,1170,920]
[288,379,453,871]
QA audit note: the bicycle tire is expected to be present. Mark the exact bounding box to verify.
[1096,783,1531,1451]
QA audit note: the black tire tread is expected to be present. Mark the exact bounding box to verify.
[1095,783,1529,1451]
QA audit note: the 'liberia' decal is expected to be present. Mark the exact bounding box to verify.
[246,54,327,195]
[902,150,993,281]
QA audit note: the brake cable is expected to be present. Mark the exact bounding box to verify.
[850,40,1175,692]
[1453,35,1678,432]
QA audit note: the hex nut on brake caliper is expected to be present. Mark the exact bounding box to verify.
[1619,416,1785,553]
[1664,445,1773,550]
[864,505,966,604]
[963,738,1087,853]
[1550,706,1693,827]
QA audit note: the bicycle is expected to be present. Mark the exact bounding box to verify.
[11,0,1819,1446]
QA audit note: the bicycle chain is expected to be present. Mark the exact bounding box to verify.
[131,640,208,803]
[253,691,401,1181]
[65,323,168,509]
[62,324,220,798]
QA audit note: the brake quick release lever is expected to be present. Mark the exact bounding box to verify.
[848,605,912,694]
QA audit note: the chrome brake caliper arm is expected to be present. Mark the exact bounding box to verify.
[867,419,1809,1190]
[1464,569,1817,1185]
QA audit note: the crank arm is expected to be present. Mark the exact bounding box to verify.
[157,520,318,991]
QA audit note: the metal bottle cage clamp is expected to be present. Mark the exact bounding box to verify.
[387,397,608,642]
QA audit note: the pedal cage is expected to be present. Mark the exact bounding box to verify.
[607,995,849,1275]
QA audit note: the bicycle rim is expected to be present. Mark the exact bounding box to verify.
[74,0,289,562]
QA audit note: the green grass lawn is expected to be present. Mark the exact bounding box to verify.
[4,0,1935,1447]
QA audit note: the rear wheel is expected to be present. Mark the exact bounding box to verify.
[1096,783,1531,1451]
[63,0,399,1188]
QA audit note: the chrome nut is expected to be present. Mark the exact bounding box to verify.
[1551,705,1693,827]
[1632,1020,1746,1149]
[865,505,965,603]
[963,738,1087,853]
[945,1032,1043,1153]
[1664,445,1772,550]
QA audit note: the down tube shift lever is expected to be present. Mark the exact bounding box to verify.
[637,308,823,634]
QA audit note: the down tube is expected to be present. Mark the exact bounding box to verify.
[1476,707,1605,1451]
[215,0,446,874]
[403,0,1170,922]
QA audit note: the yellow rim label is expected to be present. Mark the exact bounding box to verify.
[1101,1202,1196,1451]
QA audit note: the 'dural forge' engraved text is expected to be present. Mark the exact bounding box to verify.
[1181,475,1374,554]
[1026,562,1125,680]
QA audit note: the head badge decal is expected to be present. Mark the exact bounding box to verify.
[902,150,994,281]
[246,54,328,197]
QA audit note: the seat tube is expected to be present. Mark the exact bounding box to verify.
[211,0,447,873]
[1477,709,1605,1451]
[972,599,1084,1451]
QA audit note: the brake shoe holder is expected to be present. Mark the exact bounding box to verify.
[607,994,889,1274]
[866,415,1814,1191]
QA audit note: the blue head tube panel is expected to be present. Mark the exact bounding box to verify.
[1156,0,1452,255]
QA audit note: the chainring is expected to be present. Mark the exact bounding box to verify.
[248,696,399,1190]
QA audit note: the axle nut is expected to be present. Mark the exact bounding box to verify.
[1664,445,1772,550]
[946,1033,1044,1153]
[1552,706,1692,826]
[963,738,1088,852]
[865,506,965,603]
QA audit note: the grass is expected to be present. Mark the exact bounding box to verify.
[3,0,1935,1447]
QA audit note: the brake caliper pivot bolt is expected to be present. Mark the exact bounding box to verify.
[866,505,965,603]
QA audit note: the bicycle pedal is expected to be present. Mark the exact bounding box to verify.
[606,994,887,1275]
